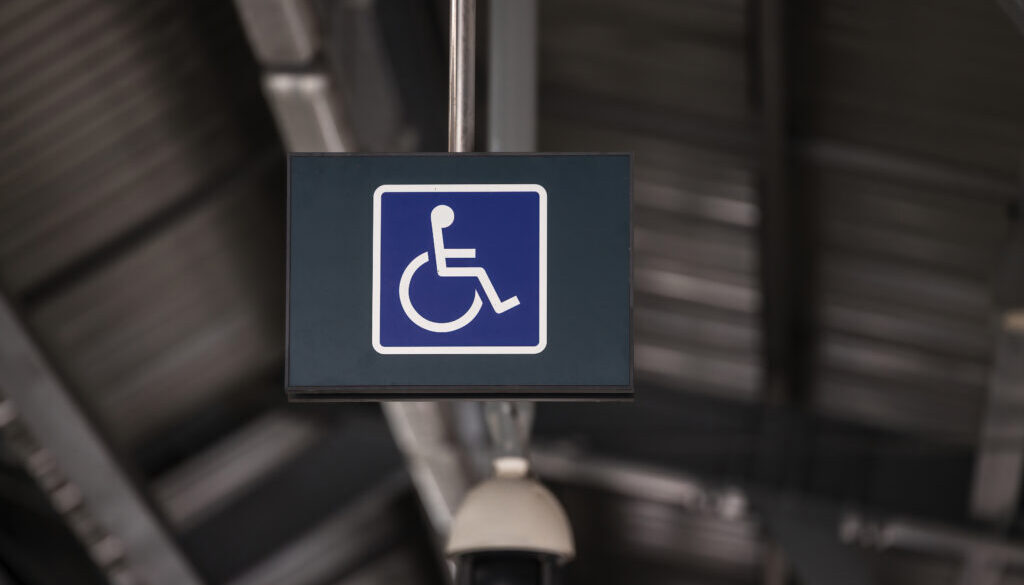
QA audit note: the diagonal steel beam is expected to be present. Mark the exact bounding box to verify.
[0,295,204,585]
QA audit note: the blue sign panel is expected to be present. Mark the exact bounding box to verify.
[373,185,546,354]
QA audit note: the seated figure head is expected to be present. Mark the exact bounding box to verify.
[431,204,455,229]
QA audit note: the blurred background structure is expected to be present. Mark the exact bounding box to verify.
[1,0,1024,584]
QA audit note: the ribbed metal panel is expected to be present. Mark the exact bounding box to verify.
[804,0,1024,439]
[541,0,750,126]
[29,166,283,447]
[811,165,1007,438]
[803,0,1024,176]
[0,0,274,296]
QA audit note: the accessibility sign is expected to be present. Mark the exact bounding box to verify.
[287,154,631,400]
[373,184,546,354]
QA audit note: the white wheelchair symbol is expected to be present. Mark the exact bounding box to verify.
[399,205,520,333]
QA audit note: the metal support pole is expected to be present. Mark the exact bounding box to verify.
[449,0,476,152]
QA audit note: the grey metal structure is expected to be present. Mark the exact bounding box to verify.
[0,296,203,585]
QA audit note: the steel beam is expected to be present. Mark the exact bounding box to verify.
[0,295,204,585]
[234,0,319,66]
[539,447,1024,581]
[382,403,475,536]
[531,449,748,518]
[262,72,354,152]
[845,515,1024,562]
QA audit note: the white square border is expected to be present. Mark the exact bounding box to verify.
[372,184,548,355]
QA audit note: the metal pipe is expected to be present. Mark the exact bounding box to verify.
[448,0,476,152]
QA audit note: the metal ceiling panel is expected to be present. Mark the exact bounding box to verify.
[27,165,284,448]
[0,1,275,297]
[803,0,1024,177]
[801,0,1024,439]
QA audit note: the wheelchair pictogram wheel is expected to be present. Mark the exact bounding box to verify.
[399,252,483,333]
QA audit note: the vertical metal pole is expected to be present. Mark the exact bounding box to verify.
[449,0,476,152]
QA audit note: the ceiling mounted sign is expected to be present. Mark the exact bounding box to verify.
[286,153,632,400]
